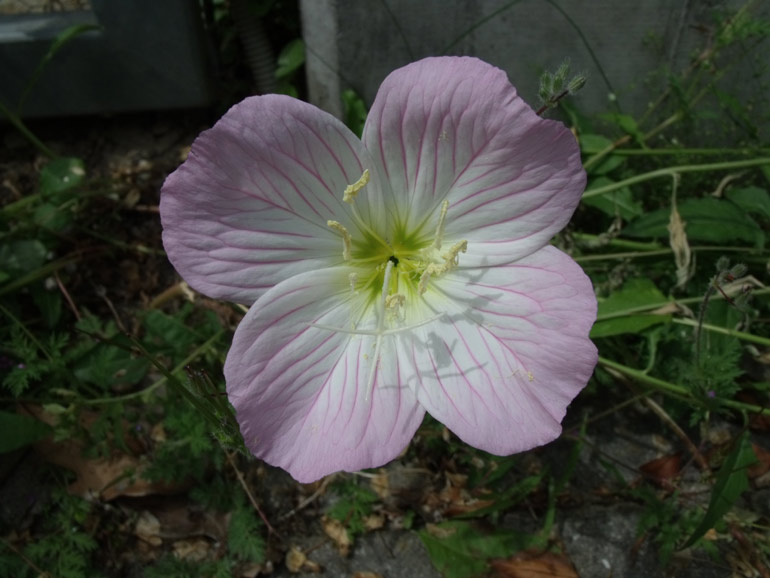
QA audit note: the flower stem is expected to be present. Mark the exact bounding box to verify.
[598,356,767,415]
[583,158,770,199]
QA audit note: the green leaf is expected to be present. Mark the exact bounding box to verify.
[680,431,757,549]
[591,278,670,338]
[0,410,52,452]
[579,133,612,155]
[599,112,646,145]
[0,239,47,274]
[275,39,305,79]
[583,177,643,220]
[228,494,265,563]
[725,186,770,220]
[34,202,73,233]
[73,345,149,388]
[419,521,533,578]
[623,197,764,248]
[39,157,86,199]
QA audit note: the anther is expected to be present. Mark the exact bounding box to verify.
[343,169,370,204]
[327,220,352,261]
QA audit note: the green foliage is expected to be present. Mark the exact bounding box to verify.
[419,520,534,578]
[623,197,765,248]
[342,89,368,138]
[228,492,266,564]
[0,410,52,452]
[682,431,757,549]
[16,490,102,578]
[327,480,379,536]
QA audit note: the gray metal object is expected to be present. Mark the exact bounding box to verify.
[300,0,769,143]
[0,0,215,117]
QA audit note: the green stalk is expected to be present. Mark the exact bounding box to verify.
[583,158,770,199]
[598,356,766,414]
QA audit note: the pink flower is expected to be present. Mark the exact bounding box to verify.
[160,57,597,482]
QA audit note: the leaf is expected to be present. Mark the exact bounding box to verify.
[591,278,670,338]
[579,134,612,155]
[623,197,764,247]
[0,410,52,453]
[419,521,533,578]
[73,344,149,388]
[275,39,305,79]
[490,550,579,578]
[0,239,47,275]
[39,157,86,200]
[680,431,757,549]
[583,177,642,220]
[725,186,770,220]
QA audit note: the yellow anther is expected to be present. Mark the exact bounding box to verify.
[418,240,467,295]
[343,169,370,204]
[327,220,352,261]
[385,293,405,311]
[418,263,443,295]
[442,240,468,266]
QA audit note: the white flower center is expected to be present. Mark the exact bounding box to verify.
[313,171,469,398]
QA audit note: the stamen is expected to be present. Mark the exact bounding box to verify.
[442,240,468,266]
[343,169,370,204]
[348,272,359,292]
[431,200,450,250]
[418,240,467,295]
[327,220,352,261]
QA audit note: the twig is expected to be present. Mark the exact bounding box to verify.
[54,271,81,321]
[643,397,710,471]
[225,451,281,539]
[279,474,335,521]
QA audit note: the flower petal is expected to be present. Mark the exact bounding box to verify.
[362,56,585,266]
[398,245,597,454]
[161,95,385,304]
[225,267,425,482]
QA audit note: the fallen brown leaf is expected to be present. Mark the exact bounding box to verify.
[321,515,352,556]
[490,550,579,578]
[639,452,683,489]
[285,545,321,573]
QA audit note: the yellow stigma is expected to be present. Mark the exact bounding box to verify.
[343,169,370,204]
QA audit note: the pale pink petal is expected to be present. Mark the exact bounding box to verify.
[161,95,386,305]
[362,57,585,267]
[225,267,425,482]
[398,245,597,454]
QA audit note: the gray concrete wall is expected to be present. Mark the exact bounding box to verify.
[300,0,769,143]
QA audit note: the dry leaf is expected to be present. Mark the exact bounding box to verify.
[321,515,352,556]
[25,405,187,500]
[353,572,383,578]
[748,444,770,479]
[639,453,683,488]
[135,511,163,546]
[490,550,579,578]
[424,523,457,539]
[370,470,390,500]
[173,538,211,562]
[285,546,321,573]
